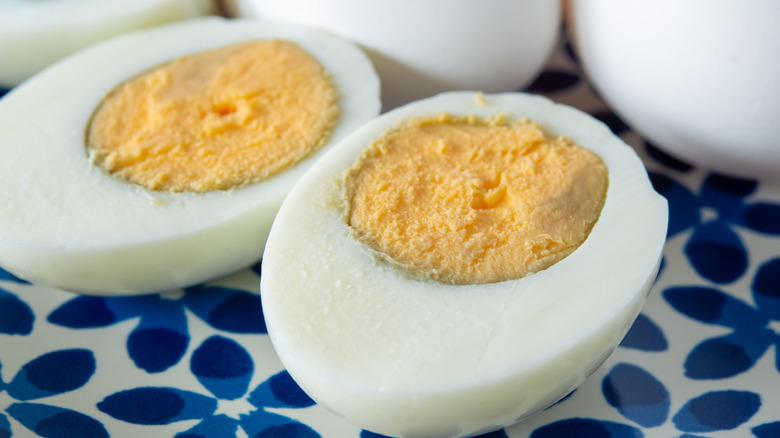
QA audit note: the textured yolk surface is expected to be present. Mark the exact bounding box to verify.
[344,114,609,285]
[86,39,339,192]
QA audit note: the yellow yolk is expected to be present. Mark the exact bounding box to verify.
[86,39,339,192]
[343,114,609,285]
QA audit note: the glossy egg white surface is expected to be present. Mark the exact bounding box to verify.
[261,92,668,437]
[225,0,561,109]
[0,0,217,87]
[0,17,380,295]
[567,0,780,180]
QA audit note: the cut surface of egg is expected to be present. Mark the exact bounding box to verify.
[0,17,380,295]
[0,0,216,87]
[261,92,668,437]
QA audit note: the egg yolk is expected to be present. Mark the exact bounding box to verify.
[343,113,609,285]
[86,39,339,192]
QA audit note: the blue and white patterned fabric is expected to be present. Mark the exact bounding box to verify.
[1,28,779,438]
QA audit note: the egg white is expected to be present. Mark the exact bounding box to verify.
[261,92,668,437]
[0,17,380,295]
[0,0,217,87]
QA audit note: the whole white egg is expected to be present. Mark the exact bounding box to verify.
[225,0,561,109]
[0,17,380,295]
[261,91,668,437]
[567,0,780,180]
[0,0,217,87]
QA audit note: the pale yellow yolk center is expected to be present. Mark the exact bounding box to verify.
[86,39,339,193]
[343,114,609,285]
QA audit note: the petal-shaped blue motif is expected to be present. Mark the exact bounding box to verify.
[602,363,669,428]
[6,349,94,401]
[47,284,268,376]
[645,142,693,172]
[664,286,767,330]
[590,111,629,136]
[0,266,29,284]
[530,418,643,438]
[699,174,756,224]
[525,70,580,93]
[239,409,319,438]
[47,296,117,328]
[102,295,176,320]
[685,220,748,284]
[174,414,238,438]
[0,413,10,438]
[209,293,266,333]
[701,174,757,197]
[0,288,34,335]
[127,326,188,374]
[126,299,188,373]
[182,286,266,334]
[752,257,780,320]
[684,330,774,379]
[742,203,780,234]
[98,387,217,425]
[672,390,760,433]
[191,336,253,400]
[48,295,189,373]
[649,173,699,238]
[753,421,780,438]
[247,371,314,410]
[619,313,667,352]
[6,402,108,438]
[268,372,315,408]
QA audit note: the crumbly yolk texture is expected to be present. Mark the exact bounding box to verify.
[343,114,609,285]
[86,39,339,192]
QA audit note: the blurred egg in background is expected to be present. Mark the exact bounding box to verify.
[0,0,216,87]
[567,0,780,180]
[225,0,561,109]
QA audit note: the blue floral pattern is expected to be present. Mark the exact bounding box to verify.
[47,283,266,373]
[533,363,763,436]
[649,172,780,284]
[1,349,107,437]
[664,256,780,380]
[1,26,779,438]
[98,335,317,437]
[0,289,33,336]
[619,313,667,352]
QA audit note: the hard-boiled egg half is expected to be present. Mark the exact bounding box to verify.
[0,0,217,87]
[261,92,668,437]
[0,17,380,295]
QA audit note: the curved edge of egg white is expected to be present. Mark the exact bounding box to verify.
[0,0,218,88]
[0,17,381,295]
[261,91,668,437]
